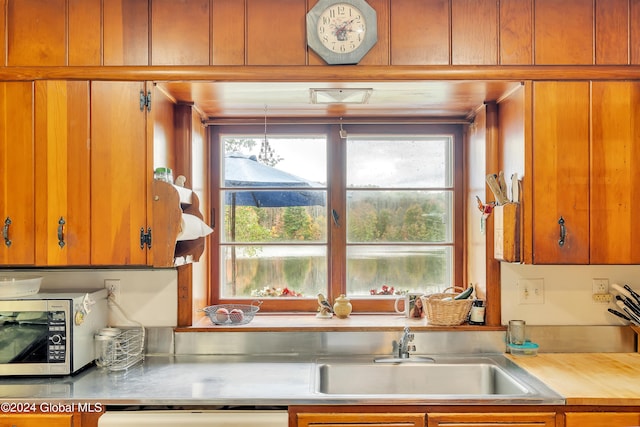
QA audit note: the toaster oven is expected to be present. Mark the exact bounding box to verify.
[0,288,108,376]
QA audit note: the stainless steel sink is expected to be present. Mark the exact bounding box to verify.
[316,362,528,395]
[312,355,559,400]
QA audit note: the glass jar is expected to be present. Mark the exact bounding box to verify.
[94,334,114,368]
[468,299,485,325]
[154,167,173,184]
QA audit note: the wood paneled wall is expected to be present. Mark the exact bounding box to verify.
[3,0,640,67]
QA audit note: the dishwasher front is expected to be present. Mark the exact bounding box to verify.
[98,409,289,427]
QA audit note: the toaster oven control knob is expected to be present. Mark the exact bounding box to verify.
[50,334,63,345]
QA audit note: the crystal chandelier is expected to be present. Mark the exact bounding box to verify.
[258,105,276,165]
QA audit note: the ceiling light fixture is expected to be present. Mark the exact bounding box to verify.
[310,88,373,104]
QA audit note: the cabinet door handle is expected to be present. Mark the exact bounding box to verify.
[558,216,566,247]
[57,217,66,248]
[3,217,11,247]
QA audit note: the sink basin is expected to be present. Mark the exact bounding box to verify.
[315,359,530,396]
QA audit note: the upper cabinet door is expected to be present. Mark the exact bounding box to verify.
[531,81,590,264]
[590,82,640,264]
[90,81,149,266]
[0,82,35,266]
[34,81,91,266]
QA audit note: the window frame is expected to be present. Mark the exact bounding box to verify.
[209,122,464,313]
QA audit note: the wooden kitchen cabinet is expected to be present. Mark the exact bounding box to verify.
[3,80,190,267]
[565,412,640,427]
[90,81,151,266]
[34,80,91,266]
[0,413,73,427]
[527,81,640,265]
[1,81,92,267]
[427,412,556,426]
[531,81,590,264]
[90,81,200,267]
[589,81,640,264]
[297,412,425,427]
[0,82,35,266]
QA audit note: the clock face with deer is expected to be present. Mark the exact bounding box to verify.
[306,0,377,65]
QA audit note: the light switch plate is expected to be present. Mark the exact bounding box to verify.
[517,278,544,304]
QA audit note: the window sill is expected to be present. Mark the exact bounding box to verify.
[176,314,504,332]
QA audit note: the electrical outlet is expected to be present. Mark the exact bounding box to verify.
[105,279,120,303]
[592,278,611,304]
[592,278,609,294]
[593,293,613,303]
[517,279,544,304]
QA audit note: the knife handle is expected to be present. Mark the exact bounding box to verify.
[616,295,640,318]
[497,171,508,196]
[486,174,509,205]
[612,283,633,299]
[623,284,640,305]
[623,306,640,325]
[608,308,634,324]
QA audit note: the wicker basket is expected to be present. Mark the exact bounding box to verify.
[425,287,473,326]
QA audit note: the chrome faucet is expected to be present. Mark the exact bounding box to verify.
[397,326,416,358]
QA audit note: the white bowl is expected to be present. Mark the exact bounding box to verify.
[0,276,43,298]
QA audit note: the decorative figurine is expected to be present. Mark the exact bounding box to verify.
[316,293,333,318]
[333,294,352,319]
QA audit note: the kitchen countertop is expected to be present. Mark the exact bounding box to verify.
[1,353,639,407]
[506,352,640,406]
[0,354,562,407]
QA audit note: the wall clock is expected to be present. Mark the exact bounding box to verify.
[306,0,377,65]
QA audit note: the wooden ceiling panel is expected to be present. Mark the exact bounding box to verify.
[156,80,522,120]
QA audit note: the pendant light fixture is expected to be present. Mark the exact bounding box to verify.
[258,104,276,165]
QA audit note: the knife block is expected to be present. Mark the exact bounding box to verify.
[494,203,520,262]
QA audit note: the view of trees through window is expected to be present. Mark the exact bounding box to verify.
[220,136,327,299]
[346,136,453,296]
[217,127,455,309]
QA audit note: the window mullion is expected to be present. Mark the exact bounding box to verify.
[328,124,346,302]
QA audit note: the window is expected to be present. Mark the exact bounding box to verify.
[210,123,463,312]
[346,135,454,296]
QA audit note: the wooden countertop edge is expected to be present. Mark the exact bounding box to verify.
[565,397,640,406]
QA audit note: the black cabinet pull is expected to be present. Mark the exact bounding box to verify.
[3,217,11,247]
[57,217,66,248]
[331,209,340,227]
[558,216,566,247]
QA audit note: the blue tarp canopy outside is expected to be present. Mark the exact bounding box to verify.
[224,153,325,207]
